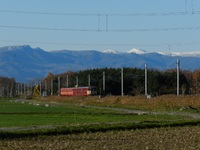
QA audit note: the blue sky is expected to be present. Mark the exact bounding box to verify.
[0,0,200,52]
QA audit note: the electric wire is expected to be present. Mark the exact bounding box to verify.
[110,26,200,32]
[0,9,200,16]
[0,2,199,50]
[1,24,200,32]
[0,25,97,32]
[0,9,98,16]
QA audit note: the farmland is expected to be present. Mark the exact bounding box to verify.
[1,126,200,149]
[1,95,200,149]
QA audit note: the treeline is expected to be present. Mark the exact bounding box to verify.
[42,68,193,96]
[0,76,16,97]
[1,68,200,97]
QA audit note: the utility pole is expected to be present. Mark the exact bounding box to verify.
[66,75,69,87]
[20,83,22,96]
[40,82,41,96]
[17,83,20,96]
[145,64,148,96]
[45,80,47,95]
[106,15,109,32]
[76,76,79,87]
[24,82,26,96]
[103,71,105,95]
[58,76,60,96]
[121,68,124,96]
[51,79,53,96]
[45,80,47,96]
[177,59,180,96]
[88,74,91,86]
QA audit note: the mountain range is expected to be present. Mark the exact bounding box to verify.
[0,45,200,82]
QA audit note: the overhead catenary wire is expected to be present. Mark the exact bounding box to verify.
[0,2,199,51]
[0,9,200,16]
[0,9,99,16]
[1,8,199,33]
[110,26,200,32]
[0,25,97,32]
[1,24,200,32]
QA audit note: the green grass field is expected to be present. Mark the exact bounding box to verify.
[0,99,181,127]
[1,96,200,149]
[0,97,199,135]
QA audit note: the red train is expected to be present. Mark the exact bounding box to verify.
[60,86,97,96]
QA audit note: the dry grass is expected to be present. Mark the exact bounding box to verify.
[40,94,200,111]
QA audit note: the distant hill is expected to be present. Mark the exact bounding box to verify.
[0,45,199,82]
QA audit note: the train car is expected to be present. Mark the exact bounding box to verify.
[60,86,97,96]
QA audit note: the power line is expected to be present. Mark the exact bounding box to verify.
[0,9,200,17]
[0,25,97,32]
[0,9,98,16]
[110,26,200,32]
[110,11,200,16]
[1,24,200,32]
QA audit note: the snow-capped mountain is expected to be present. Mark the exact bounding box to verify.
[0,45,200,82]
[127,48,148,54]
[169,51,200,57]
